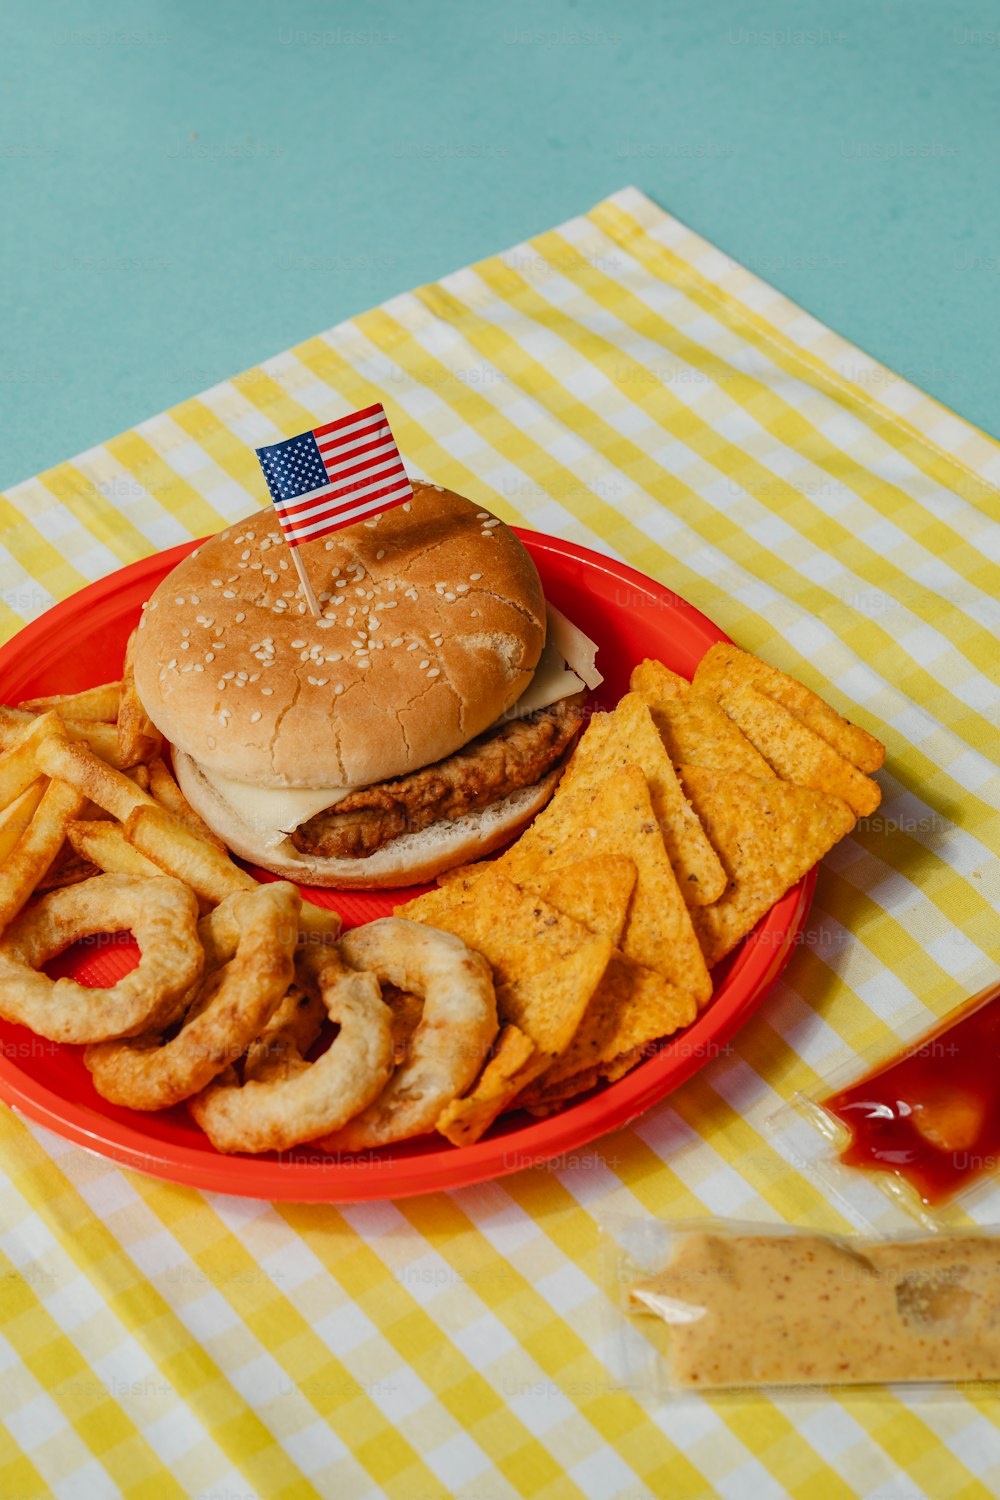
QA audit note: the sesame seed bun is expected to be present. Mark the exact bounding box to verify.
[134,485,546,789]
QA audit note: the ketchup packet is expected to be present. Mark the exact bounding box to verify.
[770,975,1000,1230]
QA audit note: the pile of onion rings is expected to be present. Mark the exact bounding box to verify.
[0,863,500,1156]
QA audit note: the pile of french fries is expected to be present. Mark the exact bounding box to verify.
[0,630,338,940]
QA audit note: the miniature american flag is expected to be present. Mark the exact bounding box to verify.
[254,403,413,546]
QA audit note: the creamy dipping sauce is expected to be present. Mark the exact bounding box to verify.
[629,1230,1000,1388]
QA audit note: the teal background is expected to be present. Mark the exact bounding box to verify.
[4,0,999,489]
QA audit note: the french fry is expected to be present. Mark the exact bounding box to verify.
[19,681,122,722]
[0,712,65,811]
[0,781,46,863]
[124,802,340,937]
[36,850,100,893]
[65,819,164,880]
[0,705,131,769]
[128,764,150,793]
[117,629,161,768]
[34,734,156,823]
[125,803,257,904]
[149,756,226,849]
[0,777,89,930]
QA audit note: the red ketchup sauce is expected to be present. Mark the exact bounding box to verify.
[823,979,1000,1205]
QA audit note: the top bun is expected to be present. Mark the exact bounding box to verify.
[134,484,546,788]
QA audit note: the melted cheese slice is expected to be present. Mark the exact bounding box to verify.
[199,606,602,837]
[198,767,354,839]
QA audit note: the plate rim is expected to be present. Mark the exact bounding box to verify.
[0,531,814,1200]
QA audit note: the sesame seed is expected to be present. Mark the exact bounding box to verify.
[279,559,288,570]
[194,664,204,672]
[211,579,222,587]
[166,658,177,670]
[357,658,369,668]
[407,642,418,651]
[241,550,250,561]
[390,637,403,648]
[427,668,441,678]
[335,580,348,588]
[217,679,226,690]
[261,686,273,695]
[456,584,469,594]
[484,518,500,528]
[402,502,411,512]
[324,540,335,551]
[317,619,333,629]
[180,640,190,650]
[181,627,190,637]
[419,659,429,670]
[223,671,235,680]
[205,652,215,663]
[249,672,260,682]
[174,596,185,605]
[469,573,482,581]
[291,639,306,649]
[444,592,456,601]
[235,612,245,623]
[251,711,262,723]
[476,512,489,519]
[376,549,385,560]
[334,684,344,694]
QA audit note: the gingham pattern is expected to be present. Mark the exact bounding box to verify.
[2,185,999,1500]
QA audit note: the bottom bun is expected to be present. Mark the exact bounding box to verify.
[173,751,566,890]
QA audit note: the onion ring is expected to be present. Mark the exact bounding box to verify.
[84,881,300,1111]
[189,943,393,1154]
[0,873,202,1044]
[317,917,497,1151]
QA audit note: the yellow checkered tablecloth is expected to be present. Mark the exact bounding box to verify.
[2,185,999,1499]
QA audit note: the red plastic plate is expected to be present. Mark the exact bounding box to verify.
[0,531,813,1200]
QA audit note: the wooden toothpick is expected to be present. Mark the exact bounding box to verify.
[290,547,322,617]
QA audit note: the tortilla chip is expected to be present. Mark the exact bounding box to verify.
[678,765,857,967]
[556,695,726,907]
[525,950,696,1093]
[650,693,775,779]
[408,855,636,946]
[532,856,636,946]
[396,882,467,925]
[520,1046,647,1115]
[716,682,881,817]
[630,658,690,702]
[693,643,885,773]
[496,766,712,1005]
[436,1026,538,1146]
[401,871,613,1061]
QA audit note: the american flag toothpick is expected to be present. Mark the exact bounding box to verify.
[255,402,413,616]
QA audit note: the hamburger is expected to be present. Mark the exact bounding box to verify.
[133,484,599,888]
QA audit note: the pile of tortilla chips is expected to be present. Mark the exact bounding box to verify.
[398,643,884,1144]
